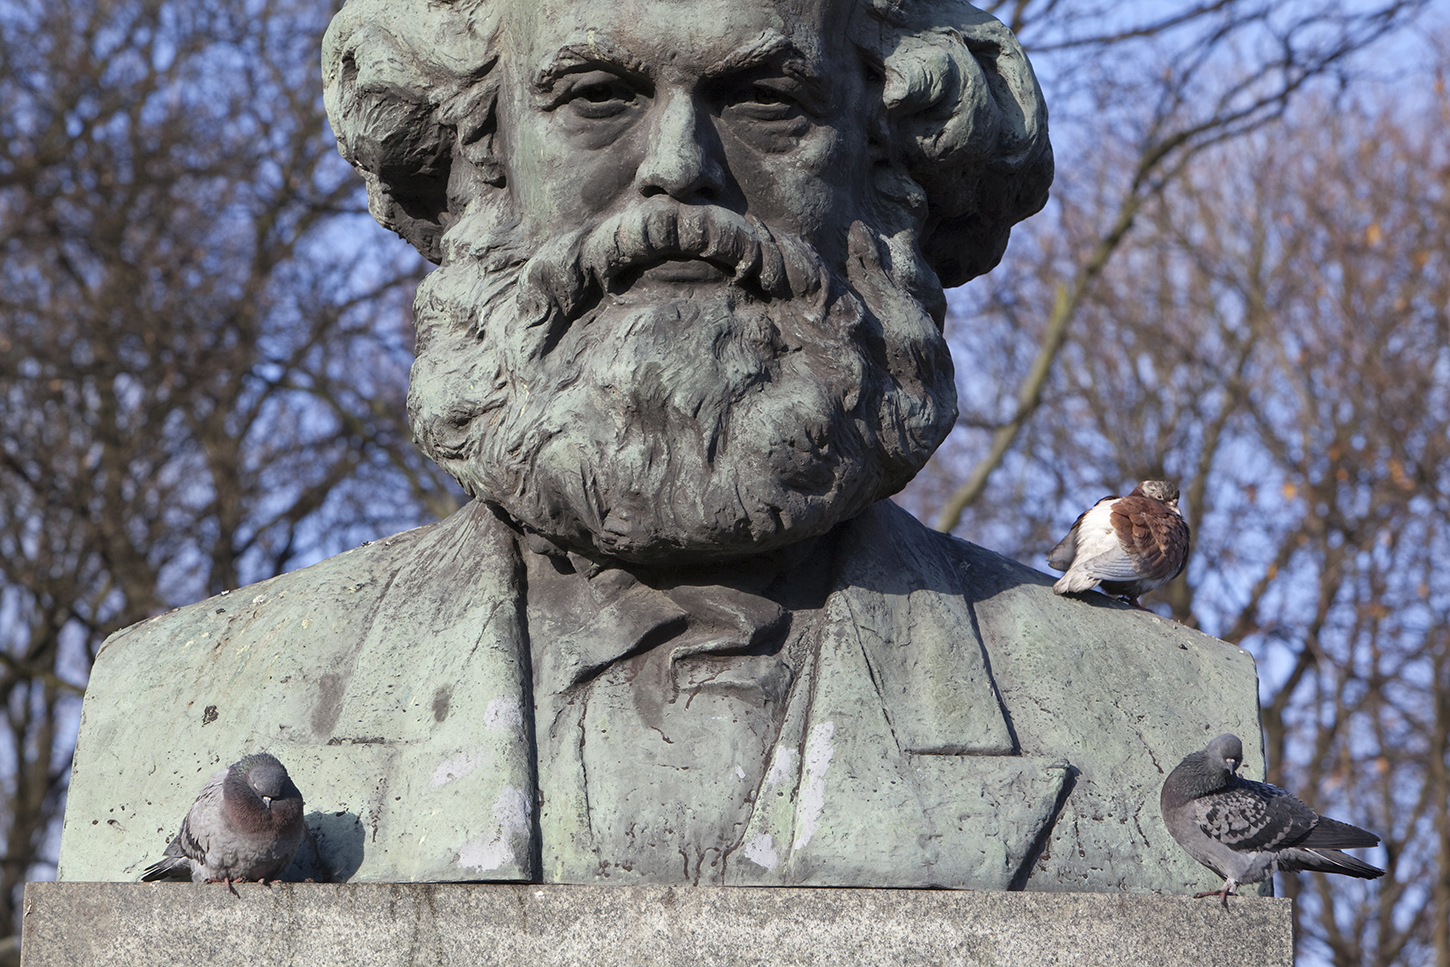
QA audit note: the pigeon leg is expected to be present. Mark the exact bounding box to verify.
[1192,879,1238,908]
[1119,596,1150,610]
[225,876,240,898]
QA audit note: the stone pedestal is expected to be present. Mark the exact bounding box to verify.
[21,883,1292,966]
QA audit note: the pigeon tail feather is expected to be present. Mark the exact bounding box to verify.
[1300,816,1380,850]
[1277,847,1385,879]
[140,855,193,882]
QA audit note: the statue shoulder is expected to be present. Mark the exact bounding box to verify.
[847,500,1240,663]
[98,521,435,657]
[843,499,1058,600]
[97,502,514,661]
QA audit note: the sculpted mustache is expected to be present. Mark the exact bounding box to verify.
[513,200,825,355]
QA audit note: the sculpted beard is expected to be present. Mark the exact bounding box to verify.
[409,197,956,564]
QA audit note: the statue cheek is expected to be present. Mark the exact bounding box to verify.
[726,128,857,227]
[571,158,638,215]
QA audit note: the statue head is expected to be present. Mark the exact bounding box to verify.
[322,0,1051,565]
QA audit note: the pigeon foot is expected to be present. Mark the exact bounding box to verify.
[1192,880,1238,908]
[203,876,242,896]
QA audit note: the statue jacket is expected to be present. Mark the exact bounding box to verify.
[57,500,1262,894]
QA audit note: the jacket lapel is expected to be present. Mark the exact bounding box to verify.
[727,502,1070,888]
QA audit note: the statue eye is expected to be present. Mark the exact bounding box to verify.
[720,80,805,121]
[749,86,793,105]
[564,72,642,119]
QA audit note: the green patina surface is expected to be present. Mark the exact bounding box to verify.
[59,501,1263,895]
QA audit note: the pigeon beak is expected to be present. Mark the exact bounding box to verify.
[262,795,273,808]
[1226,758,1240,774]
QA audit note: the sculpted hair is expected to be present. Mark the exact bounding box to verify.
[853,0,1052,285]
[321,0,507,263]
[321,0,1051,286]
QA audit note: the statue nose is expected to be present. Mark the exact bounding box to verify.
[634,91,725,203]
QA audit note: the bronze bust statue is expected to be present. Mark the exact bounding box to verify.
[57,0,1262,895]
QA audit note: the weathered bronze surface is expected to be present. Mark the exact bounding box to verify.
[57,0,1262,895]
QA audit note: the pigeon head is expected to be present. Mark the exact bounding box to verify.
[1132,480,1180,506]
[233,753,301,807]
[1205,733,1243,775]
[1164,732,1245,800]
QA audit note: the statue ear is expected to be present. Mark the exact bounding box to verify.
[322,1,504,264]
[875,7,1053,287]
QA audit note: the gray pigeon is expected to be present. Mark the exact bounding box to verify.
[1047,480,1190,608]
[1161,733,1384,906]
[141,752,305,885]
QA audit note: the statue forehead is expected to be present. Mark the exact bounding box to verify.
[503,0,851,67]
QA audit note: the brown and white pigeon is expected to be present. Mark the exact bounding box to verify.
[141,752,305,885]
[1160,733,1384,906]
[1046,479,1190,607]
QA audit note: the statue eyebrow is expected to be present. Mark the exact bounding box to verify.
[533,33,649,93]
[702,32,818,80]
[532,30,821,94]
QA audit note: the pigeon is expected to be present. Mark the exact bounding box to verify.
[1047,479,1190,607]
[1160,733,1384,906]
[141,752,305,886]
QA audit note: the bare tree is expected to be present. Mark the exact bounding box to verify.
[908,55,1450,963]
[932,0,1432,532]
[0,0,457,943]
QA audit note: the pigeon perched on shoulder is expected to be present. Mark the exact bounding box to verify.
[141,752,305,885]
[1047,480,1190,608]
[1160,733,1384,906]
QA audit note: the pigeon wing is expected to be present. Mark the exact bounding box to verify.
[140,767,229,881]
[1191,779,1319,853]
[1046,521,1082,572]
[1110,495,1190,582]
[179,768,230,860]
[1047,512,1086,571]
